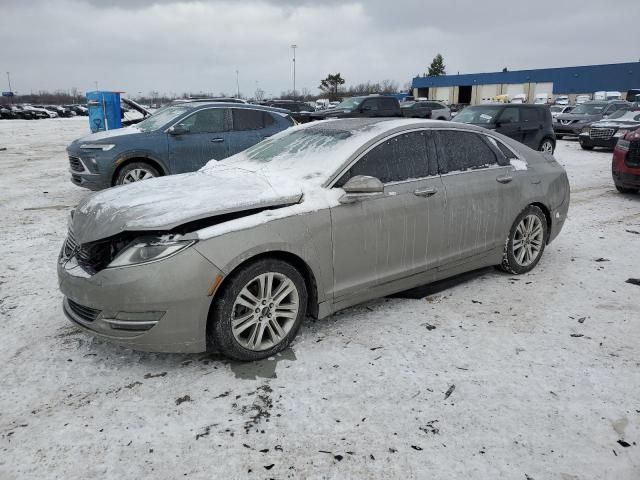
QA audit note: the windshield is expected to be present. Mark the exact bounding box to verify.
[335,97,365,110]
[550,106,563,113]
[136,105,192,132]
[454,106,502,124]
[570,103,606,115]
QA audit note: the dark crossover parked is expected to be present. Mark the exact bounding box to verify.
[401,101,434,119]
[311,95,401,120]
[266,100,315,123]
[453,104,556,153]
[66,102,294,190]
[612,128,640,193]
[553,100,629,138]
[58,118,569,359]
[579,109,640,150]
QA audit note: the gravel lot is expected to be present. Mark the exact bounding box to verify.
[1,117,639,479]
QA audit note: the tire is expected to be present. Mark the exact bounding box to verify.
[114,162,160,186]
[539,138,555,154]
[615,185,638,194]
[499,205,548,275]
[209,258,308,361]
[580,143,594,150]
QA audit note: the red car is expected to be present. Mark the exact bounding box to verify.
[612,129,640,194]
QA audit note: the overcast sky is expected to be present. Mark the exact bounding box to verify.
[2,0,639,97]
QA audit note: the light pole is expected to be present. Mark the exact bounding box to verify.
[94,80,99,91]
[236,69,240,98]
[291,44,297,100]
[6,72,13,104]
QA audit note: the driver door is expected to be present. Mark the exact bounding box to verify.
[329,130,446,305]
[167,107,230,173]
[495,106,524,143]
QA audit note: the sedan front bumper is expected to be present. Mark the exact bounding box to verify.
[58,247,223,353]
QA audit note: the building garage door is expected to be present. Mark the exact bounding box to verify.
[505,83,526,98]
[478,84,498,104]
[534,82,553,95]
[433,87,453,104]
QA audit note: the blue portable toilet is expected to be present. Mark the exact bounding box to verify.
[86,91,122,132]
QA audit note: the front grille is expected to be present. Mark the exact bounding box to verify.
[67,299,101,322]
[627,140,640,168]
[69,156,84,172]
[590,127,615,140]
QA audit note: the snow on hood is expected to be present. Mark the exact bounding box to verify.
[75,125,141,143]
[72,166,302,244]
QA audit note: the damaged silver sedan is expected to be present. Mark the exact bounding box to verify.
[58,118,570,360]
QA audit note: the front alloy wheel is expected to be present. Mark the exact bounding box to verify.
[209,259,307,361]
[500,205,548,274]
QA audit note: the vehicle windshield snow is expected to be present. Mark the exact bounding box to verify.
[136,105,191,132]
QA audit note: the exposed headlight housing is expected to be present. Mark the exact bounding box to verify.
[80,143,116,151]
[581,126,590,134]
[108,236,195,268]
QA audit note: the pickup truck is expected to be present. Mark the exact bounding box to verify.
[311,95,401,119]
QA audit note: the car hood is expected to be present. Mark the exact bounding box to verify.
[556,113,601,122]
[73,125,143,143]
[312,108,350,117]
[590,119,640,128]
[71,166,303,244]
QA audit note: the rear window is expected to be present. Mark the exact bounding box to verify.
[436,130,498,173]
[232,109,273,130]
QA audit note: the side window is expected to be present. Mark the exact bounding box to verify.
[180,108,225,133]
[486,136,517,165]
[521,108,539,123]
[263,112,275,126]
[361,100,379,112]
[436,130,499,173]
[232,108,266,130]
[336,131,434,186]
[382,98,396,110]
[499,107,520,123]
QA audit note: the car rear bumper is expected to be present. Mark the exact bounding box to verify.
[58,247,222,353]
[612,170,640,188]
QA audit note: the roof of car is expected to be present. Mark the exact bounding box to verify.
[301,117,485,135]
[181,102,291,115]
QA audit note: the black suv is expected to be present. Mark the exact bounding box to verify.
[311,95,401,120]
[453,104,556,153]
[266,100,315,123]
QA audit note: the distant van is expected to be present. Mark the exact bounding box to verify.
[594,91,622,101]
[576,94,591,104]
[510,93,527,104]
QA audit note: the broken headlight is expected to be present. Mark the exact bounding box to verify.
[108,236,195,268]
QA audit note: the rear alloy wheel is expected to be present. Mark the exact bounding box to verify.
[209,259,307,361]
[539,138,555,154]
[115,162,160,186]
[500,205,548,274]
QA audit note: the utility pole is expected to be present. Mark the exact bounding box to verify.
[94,80,98,91]
[6,72,13,104]
[291,44,297,100]
[236,69,240,98]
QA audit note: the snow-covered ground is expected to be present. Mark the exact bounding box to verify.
[1,118,639,479]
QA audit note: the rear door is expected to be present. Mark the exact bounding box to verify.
[167,107,230,173]
[433,129,519,266]
[495,106,524,143]
[359,98,380,117]
[227,109,279,155]
[330,130,445,301]
[520,107,543,148]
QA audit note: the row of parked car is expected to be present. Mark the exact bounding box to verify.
[0,104,88,120]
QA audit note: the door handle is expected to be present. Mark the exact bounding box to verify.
[414,187,438,197]
[496,175,513,184]
[210,138,224,143]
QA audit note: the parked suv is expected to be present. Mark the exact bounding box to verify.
[411,100,451,120]
[612,129,640,193]
[266,100,315,123]
[553,100,629,138]
[66,102,294,190]
[311,95,401,120]
[579,109,640,150]
[452,103,556,153]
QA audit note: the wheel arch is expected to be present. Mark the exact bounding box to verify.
[206,250,320,348]
[111,155,167,186]
[529,201,552,243]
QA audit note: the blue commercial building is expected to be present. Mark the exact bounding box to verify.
[411,62,640,105]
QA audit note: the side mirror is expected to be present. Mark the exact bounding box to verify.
[168,124,189,135]
[339,175,384,204]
